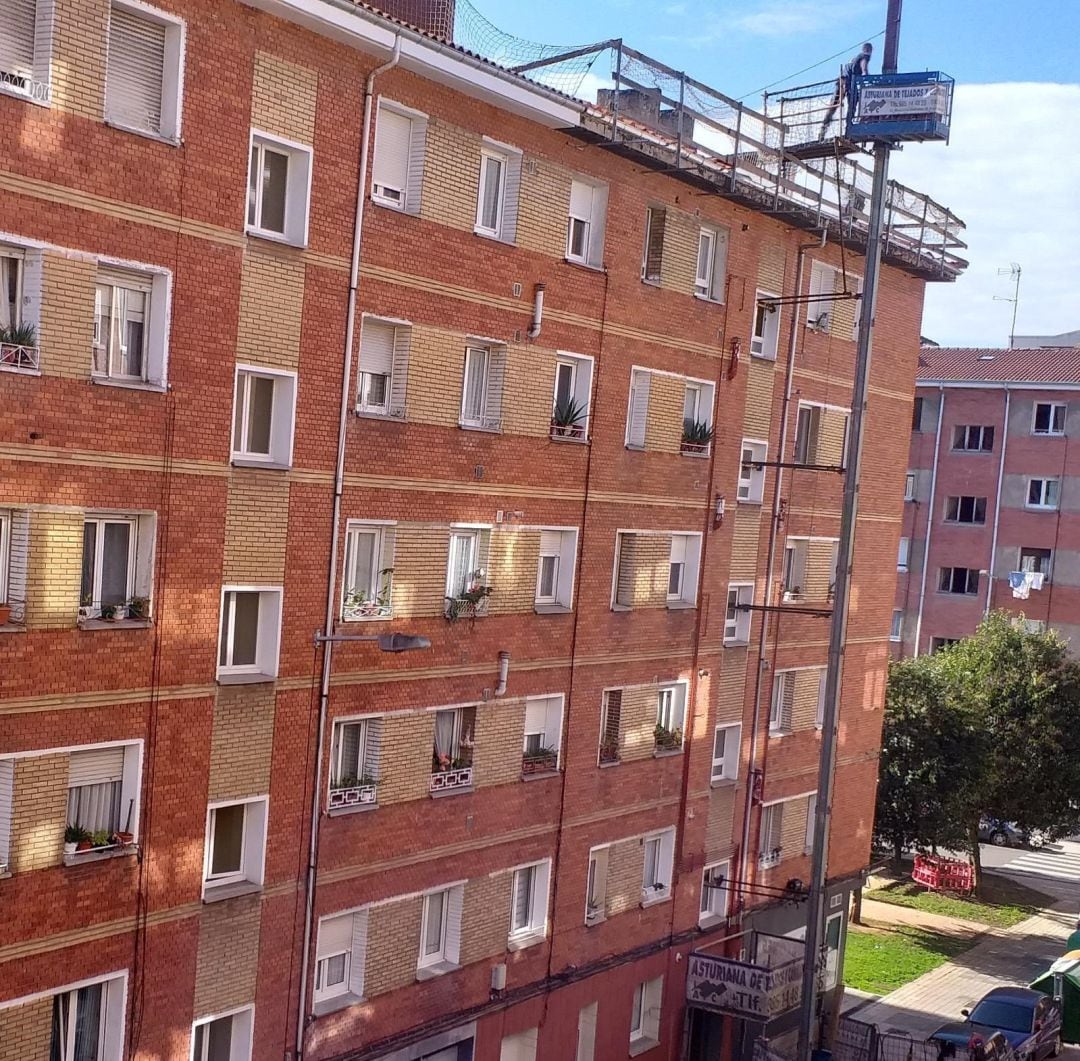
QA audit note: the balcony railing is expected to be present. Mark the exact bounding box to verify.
[758,846,783,869]
[521,749,559,776]
[0,70,51,105]
[444,591,491,622]
[328,782,378,809]
[430,766,473,794]
[0,343,40,372]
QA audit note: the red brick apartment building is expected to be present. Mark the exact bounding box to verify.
[0,1,964,1058]
[894,346,1080,657]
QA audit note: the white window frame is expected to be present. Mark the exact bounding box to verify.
[666,533,701,607]
[550,351,594,442]
[245,129,312,247]
[904,472,916,501]
[640,827,675,904]
[64,740,143,848]
[585,845,609,924]
[681,378,716,456]
[724,583,753,644]
[328,714,381,795]
[759,802,783,867]
[92,267,152,383]
[190,1004,254,1061]
[566,178,607,268]
[201,796,268,899]
[508,858,551,945]
[216,585,283,681]
[629,976,663,1047]
[459,343,503,431]
[231,364,297,468]
[475,147,507,237]
[700,859,731,925]
[751,291,781,359]
[694,225,728,302]
[105,0,186,142]
[418,885,461,971]
[34,972,129,1061]
[806,261,836,331]
[445,526,489,601]
[91,260,171,389]
[341,520,395,621]
[710,723,740,783]
[522,694,564,767]
[534,528,577,610]
[897,536,910,571]
[770,671,794,735]
[314,908,369,1007]
[577,1002,598,1061]
[738,439,767,503]
[1027,478,1061,510]
[0,1,55,106]
[0,510,8,606]
[890,610,903,642]
[370,99,427,214]
[356,315,409,420]
[655,683,687,749]
[79,514,139,618]
[1032,401,1066,437]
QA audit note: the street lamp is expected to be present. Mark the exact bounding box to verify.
[314,630,432,652]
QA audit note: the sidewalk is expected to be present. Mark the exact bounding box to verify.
[847,900,1075,1040]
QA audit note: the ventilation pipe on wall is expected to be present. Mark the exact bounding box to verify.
[495,650,511,696]
[527,283,545,339]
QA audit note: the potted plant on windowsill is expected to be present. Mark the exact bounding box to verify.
[127,596,150,621]
[681,418,714,455]
[653,724,683,751]
[445,582,493,622]
[64,825,89,855]
[90,829,113,849]
[550,397,587,440]
[598,739,620,764]
[99,603,121,622]
[522,747,559,775]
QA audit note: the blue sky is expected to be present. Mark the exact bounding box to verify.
[467,0,1080,346]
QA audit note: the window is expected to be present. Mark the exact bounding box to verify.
[80,515,151,619]
[681,380,715,455]
[911,396,924,432]
[357,317,409,419]
[782,539,808,600]
[202,797,267,898]
[805,793,818,852]
[93,266,170,385]
[0,246,27,344]
[522,695,563,771]
[585,845,609,923]
[904,472,916,501]
[897,536,910,571]
[370,100,426,213]
[666,534,700,606]
[624,368,652,449]
[191,1006,254,1061]
[551,353,593,441]
[105,1,184,140]
[566,179,607,267]
[1019,547,1052,577]
[315,912,367,1006]
[806,261,836,331]
[890,609,903,641]
[246,130,312,246]
[750,292,780,359]
[944,495,987,524]
[641,828,675,902]
[598,689,621,765]
[1028,478,1060,510]
[576,1002,598,1061]
[815,670,827,727]
[938,567,979,595]
[460,344,506,431]
[509,860,550,943]
[418,885,463,972]
[641,206,666,282]
[0,510,8,608]
[694,225,728,301]
[794,404,849,467]
[431,706,476,780]
[794,405,821,465]
[724,584,753,644]
[500,1029,538,1061]
[445,528,490,605]
[66,744,141,846]
[738,440,767,503]
[655,684,686,749]
[952,424,994,452]
[1033,402,1066,436]
[342,522,395,620]
[535,529,576,609]
[49,975,127,1061]
[711,724,740,783]
[930,636,960,652]
[329,717,381,803]
[474,141,521,242]
[217,586,283,681]
[629,976,663,1048]
[770,673,794,734]
[700,860,730,924]
[0,0,52,103]
[231,365,296,468]
[759,803,783,866]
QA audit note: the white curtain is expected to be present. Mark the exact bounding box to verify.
[433,711,455,759]
[0,257,12,331]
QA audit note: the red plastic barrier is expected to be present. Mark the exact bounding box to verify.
[912,853,974,894]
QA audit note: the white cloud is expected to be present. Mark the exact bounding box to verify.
[726,0,874,37]
[890,82,1080,347]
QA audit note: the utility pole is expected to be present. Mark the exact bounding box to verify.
[795,3,902,1060]
[994,263,1022,347]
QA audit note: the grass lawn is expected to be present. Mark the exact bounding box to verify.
[866,873,1052,929]
[844,925,975,995]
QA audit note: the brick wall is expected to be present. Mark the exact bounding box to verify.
[39,253,96,380]
[517,158,572,259]
[658,208,698,295]
[208,685,274,802]
[392,524,453,617]
[378,713,436,805]
[705,785,736,861]
[615,534,670,608]
[619,684,660,764]
[235,248,307,371]
[803,539,837,600]
[222,473,290,583]
[193,895,261,1018]
[817,407,848,465]
[365,897,424,998]
[251,51,318,144]
[0,996,53,1060]
[644,374,684,454]
[460,872,513,966]
[11,755,68,873]
[473,699,527,788]
[487,530,540,616]
[51,0,107,121]
[24,511,83,629]
[421,118,481,233]
[605,837,644,918]
[790,669,823,730]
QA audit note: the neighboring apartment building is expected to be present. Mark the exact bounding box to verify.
[0,1,963,1059]
[894,347,1080,657]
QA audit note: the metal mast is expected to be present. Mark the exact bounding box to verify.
[795,3,903,1059]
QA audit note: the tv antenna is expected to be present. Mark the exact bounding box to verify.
[994,262,1022,347]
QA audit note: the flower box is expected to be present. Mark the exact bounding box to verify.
[429,766,473,794]
[680,440,710,455]
[521,750,558,775]
[598,743,621,765]
[550,419,586,441]
[328,783,378,809]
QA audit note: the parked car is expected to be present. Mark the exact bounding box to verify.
[954,987,1062,1060]
[929,1025,1014,1061]
[978,818,1047,849]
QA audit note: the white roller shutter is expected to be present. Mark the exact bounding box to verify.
[482,349,506,431]
[363,717,383,782]
[539,530,562,556]
[0,759,13,866]
[372,107,412,205]
[444,885,464,965]
[669,535,686,566]
[0,1,37,78]
[568,179,593,222]
[347,909,368,996]
[627,370,650,447]
[358,319,394,377]
[106,7,166,134]
[69,746,125,786]
[316,912,354,959]
[388,325,410,419]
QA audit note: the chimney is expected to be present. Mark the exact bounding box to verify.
[596,86,693,140]
[372,0,456,40]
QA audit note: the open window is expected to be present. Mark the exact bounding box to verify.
[342,521,395,620]
[328,716,381,810]
[65,743,142,859]
[1032,402,1066,437]
[217,586,282,682]
[551,352,593,441]
[566,178,607,267]
[629,976,664,1050]
[445,526,491,619]
[700,860,731,926]
[640,828,675,903]
[460,344,506,432]
[48,974,128,1061]
[598,689,622,766]
[535,529,577,610]
[694,225,728,302]
[246,130,312,246]
[314,911,367,1008]
[191,1005,254,1061]
[357,317,409,420]
[806,261,836,331]
[371,100,427,214]
[93,265,170,388]
[585,845,609,924]
[666,534,701,607]
[232,366,296,468]
[79,513,155,621]
[710,724,740,783]
[738,440,767,503]
[758,802,783,867]
[522,695,563,775]
[724,584,753,644]
[509,859,550,945]
[202,797,268,899]
[641,206,665,283]
[751,291,780,359]
[0,1,54,105]
[1027,478,1060,510]
[475,139,521,243]
[681,380,715,456]
[417,884,464,975]
[770,672,795,735]
[654,684,686,752]
[625,369,651,449]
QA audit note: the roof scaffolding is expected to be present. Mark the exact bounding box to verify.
[496,37,966,281]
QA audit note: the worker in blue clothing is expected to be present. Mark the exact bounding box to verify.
[818,42,874,139]
[1066,918,1080,953]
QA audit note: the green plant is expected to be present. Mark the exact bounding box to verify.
[128,596,150,619]
[551,396,587,432]
[445,583,494,622]
[90,829,112,848]
[682,419,715,447]
[65,824,90,845]
[331,774,378,790]
[654,723,683,749]
[0,322,37,347]
[99,603,118,620]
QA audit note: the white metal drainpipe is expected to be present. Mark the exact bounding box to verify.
[295,36,401,1061]
[985,386,1011,616]
[913,384,945,656]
